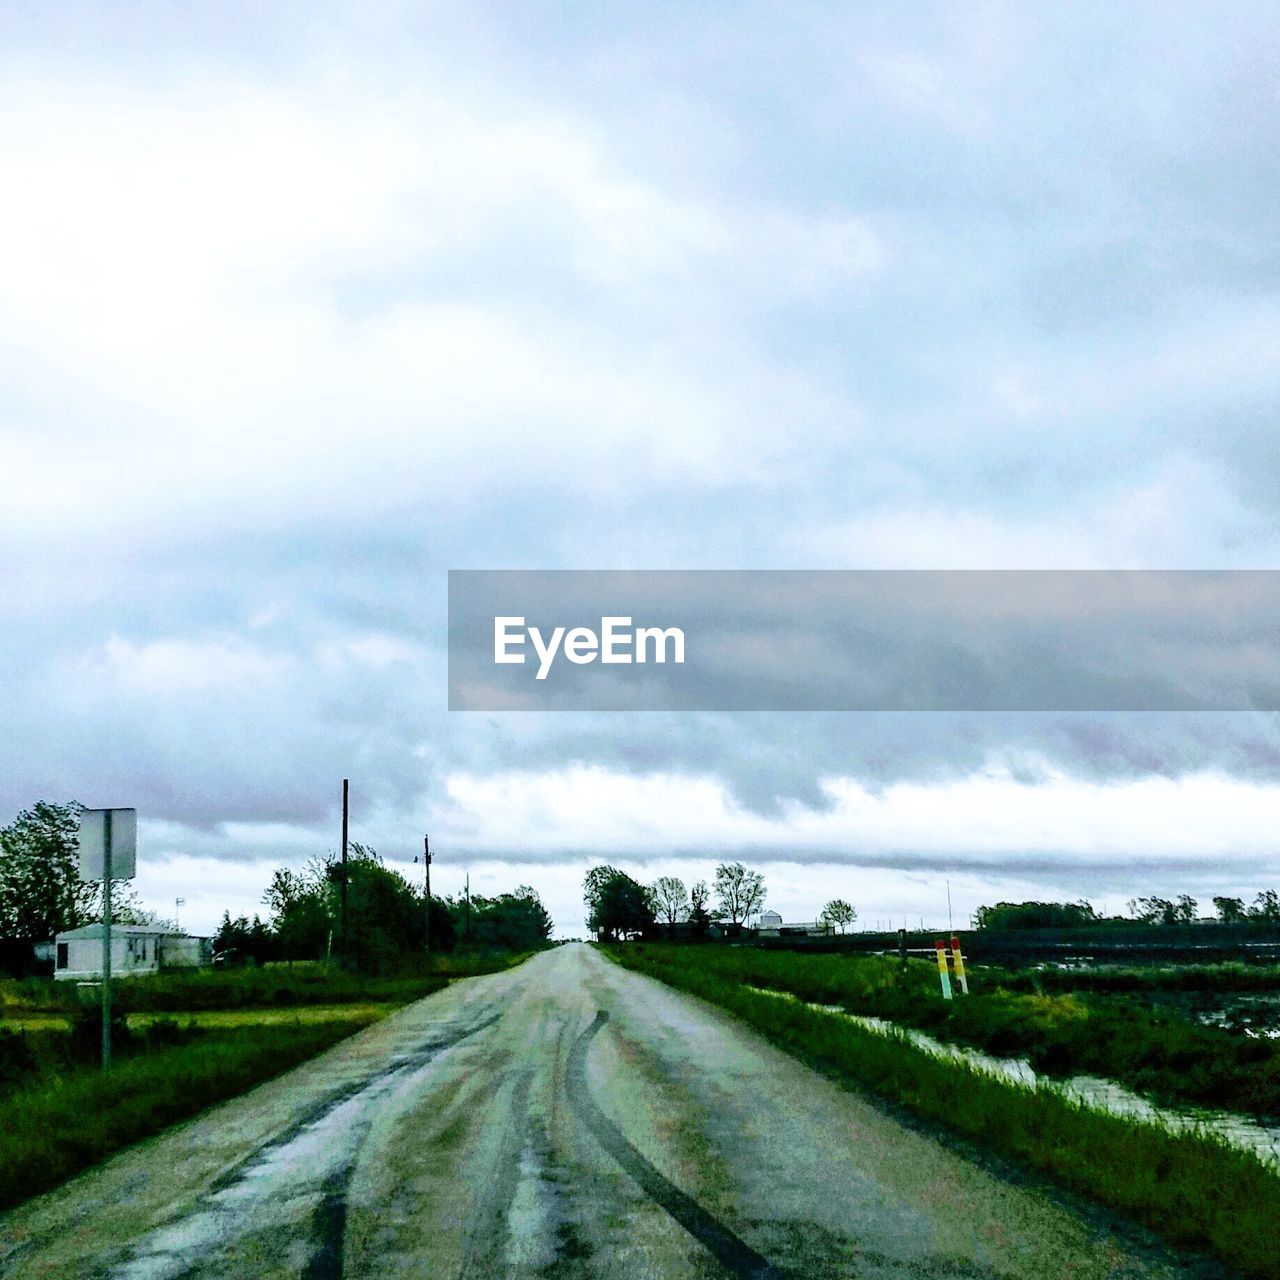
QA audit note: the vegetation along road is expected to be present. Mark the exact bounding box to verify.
[0,945,1217,1279]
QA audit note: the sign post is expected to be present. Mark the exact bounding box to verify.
[102,810,112,1068]
[77,808,137,1070]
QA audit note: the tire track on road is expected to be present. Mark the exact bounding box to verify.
[567,1010,783,1280]
[112,1003,510,1280]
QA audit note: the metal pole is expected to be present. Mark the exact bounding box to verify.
[423,834,431,952]
[947,879,953,935]
[102,809,113,1070]
[340,779,349,941]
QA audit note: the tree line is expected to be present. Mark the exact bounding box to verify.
[975,892,1280,931]
[217,843,553,971]
[582,862,858,941]
[0,800,553,975]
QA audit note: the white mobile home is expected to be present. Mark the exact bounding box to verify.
[53,924,213,980]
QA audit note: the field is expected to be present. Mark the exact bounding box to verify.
[0,949,534,1210]
[607,942,1280,1280]
[0,951,528,1018]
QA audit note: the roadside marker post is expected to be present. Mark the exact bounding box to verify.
[950,935,970,995]
[934,940,953,1000]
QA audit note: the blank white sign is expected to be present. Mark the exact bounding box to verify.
[77,808,137,881]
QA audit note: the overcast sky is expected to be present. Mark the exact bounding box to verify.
[3,3,1280,936]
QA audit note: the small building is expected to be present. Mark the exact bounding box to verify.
[755,914,831,938]
[53,924,213,981]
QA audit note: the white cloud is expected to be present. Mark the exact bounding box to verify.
[0,75,882,543]
[438,761,1280,861]
[78,635,293,696]
[789,456,1275,569]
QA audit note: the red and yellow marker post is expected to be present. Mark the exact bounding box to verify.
[950,935,969,995]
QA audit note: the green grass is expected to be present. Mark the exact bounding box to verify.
[608,943,1280,1280]
[0,1014,380,1212]
[0,948,531,1017]
[614,945,1280,1119]
[125,1002,399,1030]
[1001,961,1280,995]
[0,947,540,1210]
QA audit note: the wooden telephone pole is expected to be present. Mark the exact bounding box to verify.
[340,779,349,942]
[421,834,432,951]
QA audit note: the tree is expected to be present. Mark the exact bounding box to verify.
[713,862,765,930]
[688,880,712,939]
[467,885,553,949]
[260,861,335,961]
[258,844,458,970]
[1213,896,1247,924]
[973,900,1098,931]
[820,898,857,934]
[651,876,688,939]
[0,801,96,940]
[583,865,655,941]
[213,912,279,965]
[1250,890,1280,924]
[583,865,619,932]
[337,844,436,973]
[1128,896,1177,925]
[1172,894,1198,924]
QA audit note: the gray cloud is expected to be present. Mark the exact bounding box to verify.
[2,3,1280,928]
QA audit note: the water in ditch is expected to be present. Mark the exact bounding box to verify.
[748,986,1280,1167]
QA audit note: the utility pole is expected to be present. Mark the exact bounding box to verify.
[947,879,953,935]
[175,897,184,932]
[340,779,349,942]
[464,871,471,942]
[419,834,432,952]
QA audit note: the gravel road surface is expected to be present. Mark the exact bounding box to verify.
[0,944,1215,1279]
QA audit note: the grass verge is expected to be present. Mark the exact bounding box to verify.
[0,1014,378,1212]
[615,945,1280,1119]
[607,943,1280,1280]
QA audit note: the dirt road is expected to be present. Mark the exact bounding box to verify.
[0,945,1212,1279]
